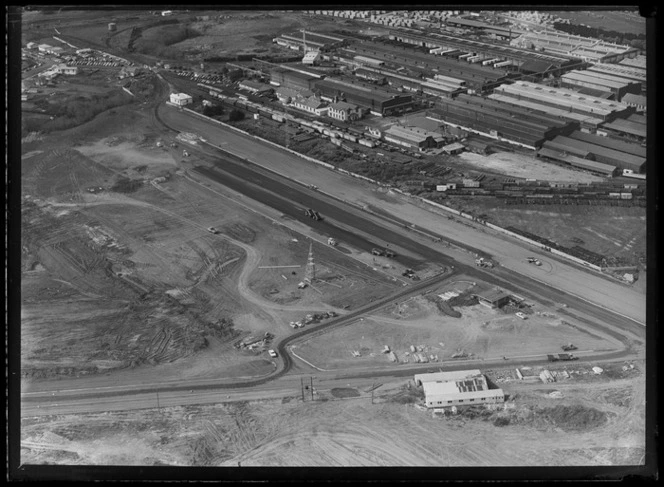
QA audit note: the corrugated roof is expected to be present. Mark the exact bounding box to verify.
[537,147,617,175]
[414,370,482,384]
[601,119,647,138]
[568,130,646,158]
[551,135,646,166]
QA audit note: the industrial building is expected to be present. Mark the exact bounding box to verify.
[511,30,638,64]
[621,93,647,113]
[326,100,363,122]
[619,55,647,70]
[599,117,647,142]
[238,79,274,95]
[585,63,647,94]
[54,64,78,75]
[169,93,193,106]
[429,93,577,149]
[290,96,329,116]
[389,30,579,75]
[343,40,512,92]
[472,288,512,309]
[275,86,314,104]
[273,30,352,52]
[567,130,646,159]
[313,77,414,116]
[383,125,445,150]
[269,66,321,91]
[559,70,641,101]
[546,135,645,173]
[536,147,619,177]
[414,370,505,409]
[302,51,322,66]
[491,81,633,122]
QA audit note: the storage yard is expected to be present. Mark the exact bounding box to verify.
[16,7,648,474]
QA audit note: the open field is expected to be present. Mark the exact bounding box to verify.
[294,278,622,371]
[552,10,646,36]
[20,360,644,466]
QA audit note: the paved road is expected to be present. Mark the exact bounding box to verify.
[158,105,646,325]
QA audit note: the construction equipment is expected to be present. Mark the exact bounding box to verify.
[561,343,578,351]
[182,149,189,157]
[304,208,321,220]
[371,248,384,256]
[327,237,337,246]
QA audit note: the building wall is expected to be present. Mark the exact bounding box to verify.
[425,391,505,408]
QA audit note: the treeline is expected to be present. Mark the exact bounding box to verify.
[552,21,646,49]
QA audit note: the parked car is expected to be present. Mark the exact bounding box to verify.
[268,349,278,358]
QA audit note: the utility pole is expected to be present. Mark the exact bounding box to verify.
[310,377,314,401]
[371,382,375,405]
[301,377,305,402]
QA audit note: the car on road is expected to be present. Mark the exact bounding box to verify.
[268,349,278,358]
[527,257,542,266]
[207,227,220,234]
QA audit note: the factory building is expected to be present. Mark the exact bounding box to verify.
[536,147,619,177]
[326,100,363,122]
[430,93,577,149]
[354,68,387,85]
[313,77,414,116]
[599,117,647,143]
[547,135,645,173]
[585,63,647,94]
[414,370,505,409]
[389,30,579,75]
[619,55,647,70]
[344,40,511,92]
[290,96,329,116]
[511,30,638,64]
[383,125,445,150]
[487,92,606,132]
[275,86,314,104]
[302,51,322,66]
[270,67,319,91]
[238,79,274,96]
[621,93,647,114]
[54,64,78,75]
[169,93,193,106]
[491,81,632,122]
[567,130,646,159]
[559,70,641,101]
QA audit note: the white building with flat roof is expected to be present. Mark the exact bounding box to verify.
[169,93,193,106]
[415,369,505,408]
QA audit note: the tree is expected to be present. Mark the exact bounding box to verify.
[228,109,245,122]
[202,104,224,117]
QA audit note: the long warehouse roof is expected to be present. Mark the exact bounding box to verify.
[487,94,605,127]
[561,71,636,90]
[551,135,646,166]
[601,118,647,138]
[537,147,618,175]
[568,130,647,158]
[455,94,570,128]
[494,81,629,117]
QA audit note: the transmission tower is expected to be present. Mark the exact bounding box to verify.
[304,241,316,283]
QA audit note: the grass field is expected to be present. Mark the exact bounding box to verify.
[552,10,645,36]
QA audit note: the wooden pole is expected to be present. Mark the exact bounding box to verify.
[301,377,305,402]
[310,377,314,401]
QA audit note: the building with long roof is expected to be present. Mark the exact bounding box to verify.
[491,81,632,122]
[536,147,619,177]
[547,134,645,173]
[560,70,641,101]
[383,125,445,150]
[511,30,638,64]
[313,76,413,116]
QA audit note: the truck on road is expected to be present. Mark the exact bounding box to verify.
[547,353,578,362]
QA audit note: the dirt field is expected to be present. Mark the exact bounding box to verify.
[20,360,645,466]
[20,100,400,384]
[293,277,622,371]
[457,152,605,183]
